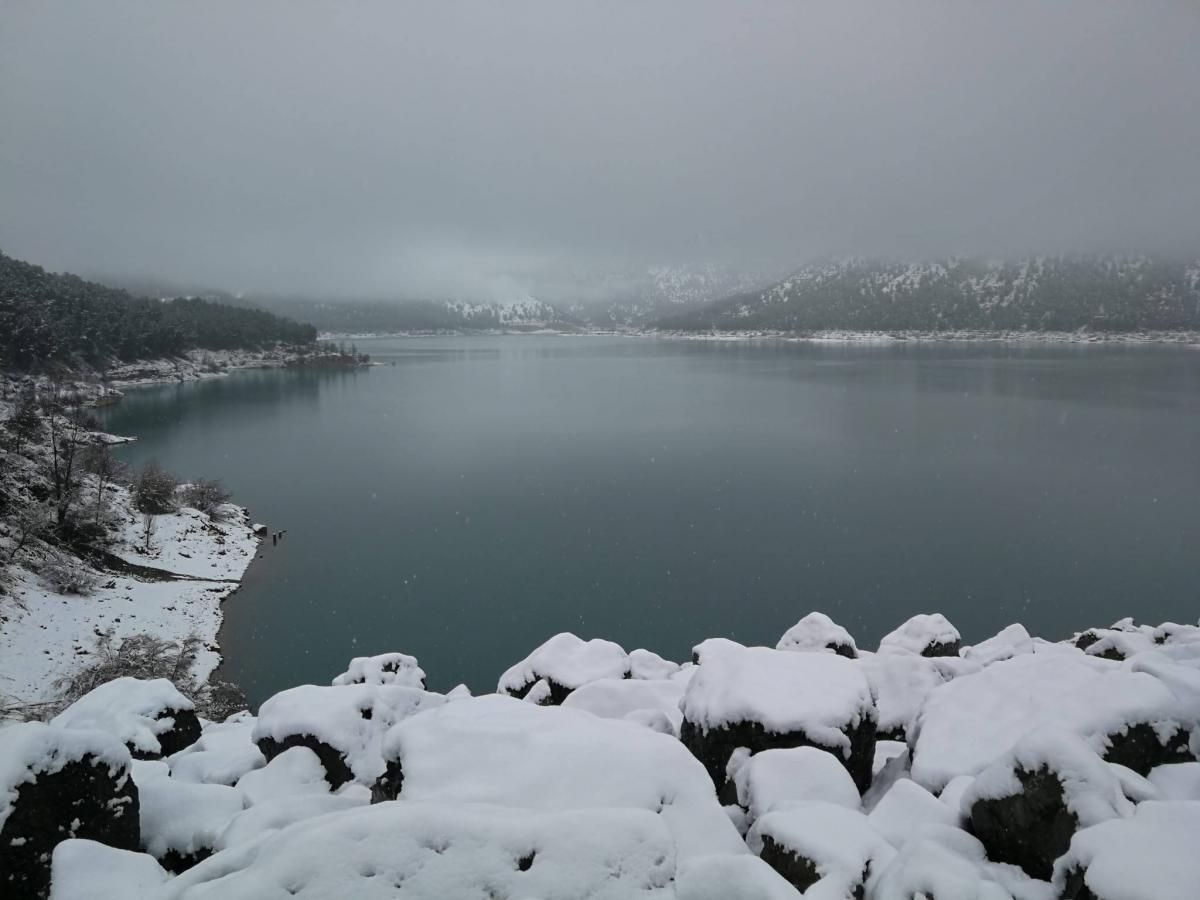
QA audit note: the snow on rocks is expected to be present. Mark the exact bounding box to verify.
[562,676,688,735]
[964,729,1133,879]
[234,746,332,807]
[214,792,367,852]
[161,801,679,900]
[167,713,264,786]
[1053,801,1200,900]
[963,623,1036,667]
[674,854,804,900]
[49,839,169,900]
[747,802,894,898]
[869,825,1032,900]
[859,651,978,741]
[52,677,200,760]
[1147,761,1200,800]
[679,645,878,793]
[775,612,858,658]
[867,778,960,850]
[375,694,746,861]
[251,683,446,788]
[910,648,1193,791]
[877,613,962,657]
[0,722,139,899]
[629,647,683,680]
[497,632,631,704]
[734,747,861,822]
[136,770,244,871]
[331,651,426,688]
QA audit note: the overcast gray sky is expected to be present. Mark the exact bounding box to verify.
[2,1,1198,300]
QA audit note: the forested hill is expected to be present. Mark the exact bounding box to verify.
[0,251,317,370]
[657,256,1200,333]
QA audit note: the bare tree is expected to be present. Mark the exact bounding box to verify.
[180,478,231,518]
[81,443,126,528]
[42,390,89,531]
[5,502,50,564]
[3,392,42,454]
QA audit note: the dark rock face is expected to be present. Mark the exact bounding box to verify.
[159,847,214,874]
[828,641,858,660]
[1058,866,1101,900]
[968,766,1077,880]
[758,835,822,894]
[504,677,574,706]
[1102,722,1196,775]
[256,733,354,789]
[920,639,962,658]
[0,754,140,900]
[371,758,404,803]
[1073,631,1124,661]
[680,714,876,795]
[138,708,202,760]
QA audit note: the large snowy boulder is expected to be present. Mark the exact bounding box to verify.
[910,647,1195,791]
[160,801,678,899]
[168,713,264,786]
[252,683,445,788]
[234,746,333,807]
[869,825,1029,900]
[961,623,1036,667]
[746,802,894,898]
[52,677,201,760]
[331,651,426,688]
[49,839,169,900]
[629,647,683,680]
[562,676,689,735]
[1054,801,1200,900]
[734,747,861,822]
[964,729,1132,880]
[1,722,139,899]
[679,645,878,794]
[877,613,962,657]
[775,612,858,658]
[866,778,959,850]
[374,694,745,861]
[498,632,631,704]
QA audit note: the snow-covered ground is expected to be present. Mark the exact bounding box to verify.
[0,484,258,708]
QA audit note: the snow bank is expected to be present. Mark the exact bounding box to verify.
[498,632,630,701]
[52,677,196,758]
[775,612,857,657]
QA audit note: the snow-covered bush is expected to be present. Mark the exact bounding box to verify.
[38,557,100,596]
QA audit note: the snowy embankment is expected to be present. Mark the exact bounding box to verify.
[0,484,258,707]
[2,612,1198,900]
[654,328,1200,345]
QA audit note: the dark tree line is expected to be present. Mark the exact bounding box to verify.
[0,250,318,371]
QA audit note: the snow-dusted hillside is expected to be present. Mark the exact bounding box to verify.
[661,256,1200,333]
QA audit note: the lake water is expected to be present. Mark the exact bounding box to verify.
[100,336,1200,705]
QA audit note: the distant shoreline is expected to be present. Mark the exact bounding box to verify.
[322,328,1200,346]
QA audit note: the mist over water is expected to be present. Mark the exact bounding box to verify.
[100,337,1200,703]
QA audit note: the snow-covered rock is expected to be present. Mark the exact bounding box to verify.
[214,792,367,851]
[868,778,959,850]
[911,648,1192,791]
[0,722,138,899]
[137,772,245,871]
[498,633,631,703]
[878,613,962,657]
[747,802,894,898]
[161,801,679,900]
[679,645,878,793]
[374,694,746,861]
[331,651,426,688]
[869,825,1031,900]
[964,729,1132,879]
[1054,801,1200,900]
[963,623,1036,667]
[674,854,803,900]
[51,677,200,759]
[775,612,857,658]
[1147,761,1200,800]
[234,746,333,807]
[49,839,169,900]
[561,676,688,735]
[251,683,446,787]
[859,650,978,740]
[629,647,682,680]
[734,747,861,821]
[167,713,264,786]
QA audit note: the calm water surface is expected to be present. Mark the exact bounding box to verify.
[101,337,1200,704]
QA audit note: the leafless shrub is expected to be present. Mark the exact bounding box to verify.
[133,461,179,516]
[181,479,232,518]
[39,555,100,595]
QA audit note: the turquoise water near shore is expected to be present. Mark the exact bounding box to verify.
[101,336,1200,704]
